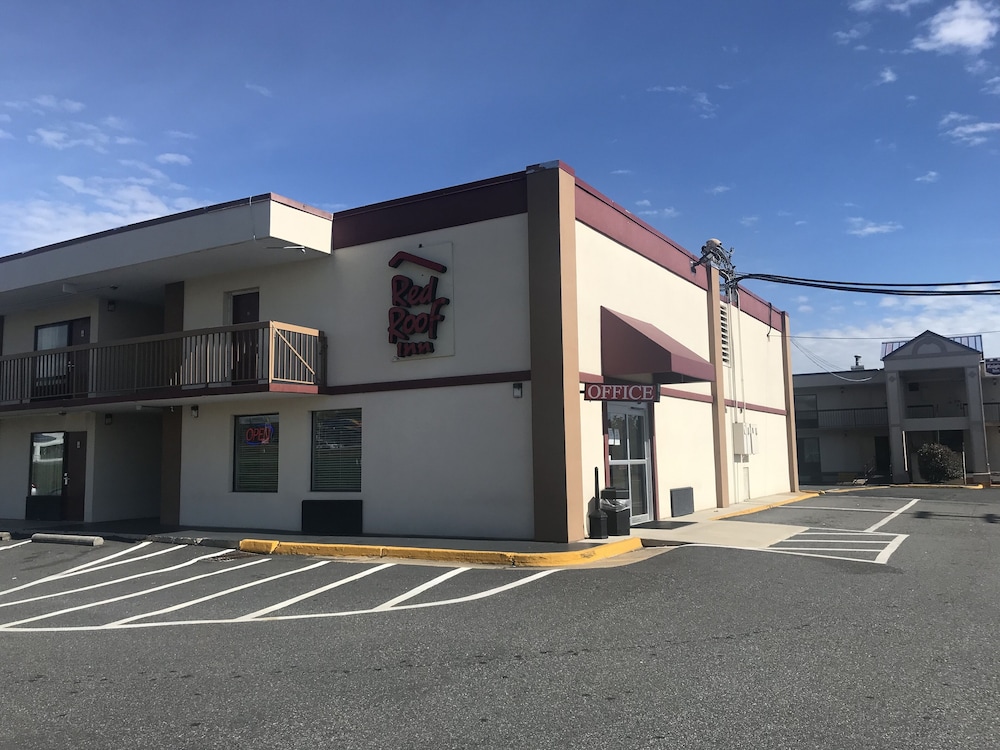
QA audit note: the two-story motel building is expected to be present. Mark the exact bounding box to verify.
[0,162,797,542]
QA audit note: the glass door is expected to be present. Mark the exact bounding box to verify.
[607,402,653,524]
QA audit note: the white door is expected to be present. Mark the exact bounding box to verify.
[607,402,654,524]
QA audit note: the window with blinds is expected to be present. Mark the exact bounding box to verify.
[312,409,362,492]
[233,414,279,492]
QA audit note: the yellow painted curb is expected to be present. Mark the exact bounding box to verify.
[240,538,280,554]
[712,492,819,520]
[237,536,643,567]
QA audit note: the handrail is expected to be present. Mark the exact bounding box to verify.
[0,321,325,406]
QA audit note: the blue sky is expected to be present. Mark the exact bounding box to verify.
[1,0,998,372]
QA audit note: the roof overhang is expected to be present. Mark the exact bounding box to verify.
[601,307,715,385]
[0,194,332,316]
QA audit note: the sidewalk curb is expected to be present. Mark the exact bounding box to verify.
[239,536,644,567]
[711,492,820,520]
[30,532,104,547]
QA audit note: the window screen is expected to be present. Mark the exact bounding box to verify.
[312,409,362,492]
[234,414,279,492]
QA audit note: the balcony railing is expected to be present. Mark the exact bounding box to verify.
[0,321,326,407]
[796,407,888,430]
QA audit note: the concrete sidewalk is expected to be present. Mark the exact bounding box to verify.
[0,490,815,567]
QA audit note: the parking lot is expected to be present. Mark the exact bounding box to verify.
[0,540,557,632]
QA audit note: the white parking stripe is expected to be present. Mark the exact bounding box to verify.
[391,569,559,610]
[865,498,919,532]
[875,534,909,564]
[236,562,396,620]
[53,545,181,580]
[104,559,332,627]
[782,506,893,513]
[57,541,152,576]
[0,549,230,610]
[0,557,269,629]
[0,540,33,552]
[373,567,468,611]
[0,567,561,632]
[0,541,158,597]
[771,547,882,553]
[798,531,896,536]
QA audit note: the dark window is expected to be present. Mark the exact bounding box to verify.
[234,414,279,492]
[312,409,362,492]
[794,394,818,429]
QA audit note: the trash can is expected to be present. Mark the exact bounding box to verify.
[600,488,631,536]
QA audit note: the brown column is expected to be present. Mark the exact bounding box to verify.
[160,281,184,525]
[781,311,799,491]
[707,267,730,508]
[526,164,584,542]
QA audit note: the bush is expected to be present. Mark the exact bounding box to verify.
[916,443,964,483]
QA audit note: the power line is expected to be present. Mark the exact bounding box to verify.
[738,273,1000,296]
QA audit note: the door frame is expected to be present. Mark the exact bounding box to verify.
[605,401,655,524]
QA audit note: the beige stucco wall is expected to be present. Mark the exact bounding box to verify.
[574,223,710,373]
[90,413,162,522]
[179,382,534,537]
[0,411,94,519]
[182,214,531,386]
[2,298,98,355]
[654,397,719,512]
[725,305,788,410]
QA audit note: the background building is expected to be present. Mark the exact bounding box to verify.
[794,331,1000,485]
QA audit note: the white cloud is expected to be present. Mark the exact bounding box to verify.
[0,129,12,140]
[940,110,971,127]
[834,23,872,44]
[167,130,197,140]
[610,169,632,175]
[915,170,939,182]
[102,116,127,130]
[635,199,651,207]
[912,0,1000,54]
[638,206,680,219]
[29,124,112,152]
[795,220,808,226]
[648,85,717,118]
[708,185,731,195]
[983,75,1000,93]
[941,115,1000,144]
[245,82,272,97]
[740,215,759,227]
[846,217,903,235]
[877,67,898,84]
[156,153,192,166]
[851,0,932,12]
[0,170,203,255]
[0,113,10,123]
[793,290,1000,373]
[32,94,85,112]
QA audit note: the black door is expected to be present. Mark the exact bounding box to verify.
[231,291,260,383]
[62,432,87,522]
[32,317,90,399]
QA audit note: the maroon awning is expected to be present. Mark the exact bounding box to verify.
[601,307,715,384]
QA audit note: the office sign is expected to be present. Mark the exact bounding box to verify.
[583,383,660,402]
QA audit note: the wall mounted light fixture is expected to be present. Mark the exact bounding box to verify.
[104,413,113,426]
[513,382,523,399]
[190,405,199,418]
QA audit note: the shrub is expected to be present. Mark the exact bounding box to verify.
[916,443,964,483]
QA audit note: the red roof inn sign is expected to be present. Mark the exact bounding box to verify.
[387,251,451,359]
[583,383,660,402]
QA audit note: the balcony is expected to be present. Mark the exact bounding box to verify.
[0,321,326,410]
[796,407,888,430]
